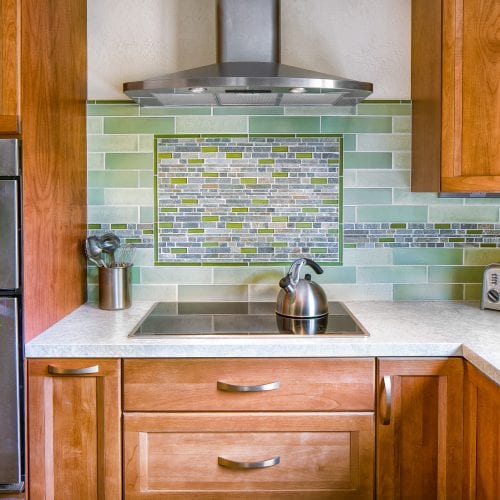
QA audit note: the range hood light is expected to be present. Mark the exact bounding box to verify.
[289,87,307,93]
[189,87,208,94]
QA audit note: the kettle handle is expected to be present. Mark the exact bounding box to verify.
[304,258,324,275]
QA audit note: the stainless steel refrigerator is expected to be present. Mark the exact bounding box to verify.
[0,139,24,492]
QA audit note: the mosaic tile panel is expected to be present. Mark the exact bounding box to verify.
[154,136,342,264]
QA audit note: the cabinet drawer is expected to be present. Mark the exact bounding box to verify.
[124,412,374,499]
[123,358,375,411]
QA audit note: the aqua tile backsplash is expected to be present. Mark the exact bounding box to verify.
[87,101,500,301]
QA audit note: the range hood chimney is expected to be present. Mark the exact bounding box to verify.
[123,0,373,106]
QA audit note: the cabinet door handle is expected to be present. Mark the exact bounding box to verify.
[48,365,100,375]
[218,456,280,469]
[380,375,392,425]
[216,380,280,392]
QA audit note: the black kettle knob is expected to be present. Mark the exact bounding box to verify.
[304,258,324,275]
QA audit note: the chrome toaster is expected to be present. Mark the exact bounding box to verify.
[481,263,500,311]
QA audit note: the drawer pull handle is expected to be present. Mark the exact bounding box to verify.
[216,380,280,392]
[380,375,392,425]
[218,456,280,469]
[48,365,100,375]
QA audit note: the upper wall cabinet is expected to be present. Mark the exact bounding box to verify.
[412,0,500,193]
[0,0,19,133]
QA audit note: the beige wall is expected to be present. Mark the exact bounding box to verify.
[87,0,410,100]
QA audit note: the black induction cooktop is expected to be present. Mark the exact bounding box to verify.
[129,302,368,337]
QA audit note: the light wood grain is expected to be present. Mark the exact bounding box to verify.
[21,0,87,341]
[124,412,374,499]
[412,0,500,192]
[376,357,464,499]
[27,359,121,500]
[124,358,375,412]
[411,0,442,192]
[0,0,19,133]
[463,361,499,499]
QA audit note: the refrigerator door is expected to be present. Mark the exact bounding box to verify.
[0,179,19,290]
[0,297,22,486]
[0,139,19,176]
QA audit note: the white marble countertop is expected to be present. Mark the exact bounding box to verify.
[25,301,500,384]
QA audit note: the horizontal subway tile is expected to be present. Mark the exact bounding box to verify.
[357,205,427,222]
[88,170,139,188]
[87,117,103,134]
[141,266,212,285]
[133,249,155,267]
[343,134,356,151]
[284,105,356,116]
[394,283,463,300]
[343,205,356,223]
[140,206,154,223]
[139,135,154,152]
[464,284,482,300]
[248,284,281,301]
[322,116,392,133]
[393,152,411,169]
[249,116,320,134]
[393,248,463,265]
[214,266,284,285]
[428,206,499,223]
[351,170,410,188]
[140,106,211,116]
[132,284,177,301]
[139,171,154,188]
[343,248,393,266]
[343,188,392,205]
[214,106,283,115]
[176,116,248,134]
[393,116,411,133]
[356,133,411,152]
[344,152,392,169]
[178,285,248,302]
[322,283,393,301]
[429,266,484,283]
[87,206,139,224]
[319,267,356,283]
[392,189,461,205]
[87,153,105,170]
[104,188,153,205]
[87,103,139,116]
[357,102,412,115]
[88,134,138,152]
[104,117,175,134]
[358,266,427,284]
[87,188,104,205]
[105,153,154,170]
[464,248,500,265]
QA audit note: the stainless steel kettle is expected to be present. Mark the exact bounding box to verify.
[276,258,329,318]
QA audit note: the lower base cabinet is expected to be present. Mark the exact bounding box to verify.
[123,412,374,499]
[376,358,464,499]
[27,359,121,500]
[463,362,500,500]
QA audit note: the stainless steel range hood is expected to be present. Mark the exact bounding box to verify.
[123,0,373,107]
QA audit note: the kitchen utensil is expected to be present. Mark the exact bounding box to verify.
[276,258,328,318]
[481,263,500,311]
[100,233,120,267]
[86,236,106,267]
[114,244,136,268]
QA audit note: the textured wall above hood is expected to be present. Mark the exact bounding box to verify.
[123,0,373,107]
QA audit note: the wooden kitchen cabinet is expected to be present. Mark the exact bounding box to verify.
[0,0,19,133]
[411,0,500,192]
[376,357,464,499]
[463,362,499,499]
[27,359,121,500]
[123,358,376,499]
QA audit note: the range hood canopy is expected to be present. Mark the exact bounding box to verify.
[123,0,373,107]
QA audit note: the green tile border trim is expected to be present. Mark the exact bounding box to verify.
[153,134,344,266]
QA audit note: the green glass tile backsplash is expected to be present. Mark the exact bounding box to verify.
[86,101,500,302]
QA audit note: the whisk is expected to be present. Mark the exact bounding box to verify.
[113,244,136,268]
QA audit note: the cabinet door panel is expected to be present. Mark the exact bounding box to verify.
[463,362,500,499]
[28,359,121,500]
[376,358,463,499]
[124,412,374,499]
[0,0,19,133]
